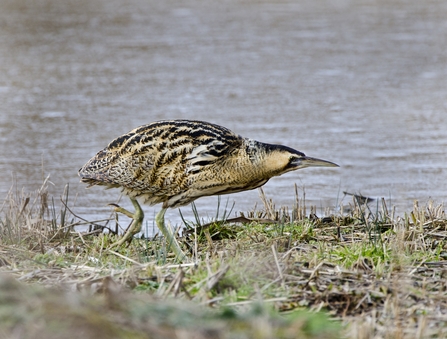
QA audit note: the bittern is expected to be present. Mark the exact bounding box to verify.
[79,119,338,259]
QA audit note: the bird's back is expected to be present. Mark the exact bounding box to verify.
[79,120,245,207]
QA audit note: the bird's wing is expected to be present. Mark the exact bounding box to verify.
[185,139,231,174]
[79,120,243,192]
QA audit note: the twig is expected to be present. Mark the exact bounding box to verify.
[225,297,288,307]
[107,249,143,265]
[60,197,114,231]
[206,264,230,291]
[272,244,284,288]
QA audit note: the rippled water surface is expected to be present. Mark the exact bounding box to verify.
[0,0,446,231]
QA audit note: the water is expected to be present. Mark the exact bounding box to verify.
[1,0,446,232]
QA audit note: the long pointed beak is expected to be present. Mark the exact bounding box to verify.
[291,156,339,169]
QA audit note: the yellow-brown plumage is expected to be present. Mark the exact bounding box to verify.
[79,119,338,259]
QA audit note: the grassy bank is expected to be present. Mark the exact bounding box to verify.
[1,180,446,338]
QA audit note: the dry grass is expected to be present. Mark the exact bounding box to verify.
[1,181,447,338]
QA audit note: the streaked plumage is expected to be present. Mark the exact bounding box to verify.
[79,119,338,259]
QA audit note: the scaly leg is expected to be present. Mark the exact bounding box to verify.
[155,207,188,260]
[110,198,144,247]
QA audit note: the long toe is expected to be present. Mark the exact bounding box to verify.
[109,218,142,248]
[109,198,144,248]
[155,208,188,261]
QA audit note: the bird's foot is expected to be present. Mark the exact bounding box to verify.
[156,208,189,261]
[109,198,144,248]
[108,203,135,219]
[109,233,132,248]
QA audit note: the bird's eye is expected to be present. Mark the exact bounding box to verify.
[286,156,296,168]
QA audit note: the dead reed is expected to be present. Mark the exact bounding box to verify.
[1,179,446,338]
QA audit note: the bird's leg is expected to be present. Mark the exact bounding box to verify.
[155,207,188,261]
[110,198,144,248]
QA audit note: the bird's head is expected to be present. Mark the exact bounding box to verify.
[259,143,339,176]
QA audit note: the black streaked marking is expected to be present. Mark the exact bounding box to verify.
[262,143,306,157]
[108,135,129,149]
[191,160,213,167]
